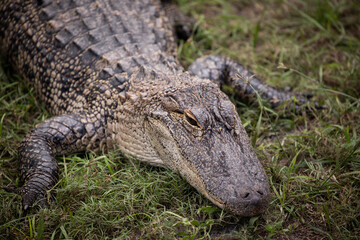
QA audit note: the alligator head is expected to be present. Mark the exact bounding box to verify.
[144,83,270,216]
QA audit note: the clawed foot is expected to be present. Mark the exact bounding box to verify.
[4,186,51,211]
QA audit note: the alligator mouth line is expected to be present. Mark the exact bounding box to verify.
[180,158,226,209]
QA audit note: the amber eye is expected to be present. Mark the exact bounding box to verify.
[184,110,201,128]
[186,114,199,127]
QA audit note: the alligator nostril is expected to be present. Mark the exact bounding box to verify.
[257,190,263,195]
[242,192,250,199]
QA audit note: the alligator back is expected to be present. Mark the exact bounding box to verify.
[0,0,179,115]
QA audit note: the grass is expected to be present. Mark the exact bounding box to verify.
[1,0,359,239]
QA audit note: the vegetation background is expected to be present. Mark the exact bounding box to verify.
[0,0,359,239]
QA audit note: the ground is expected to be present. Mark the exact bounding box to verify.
[0,0,359,239]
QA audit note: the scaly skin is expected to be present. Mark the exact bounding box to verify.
[0,0,310,216]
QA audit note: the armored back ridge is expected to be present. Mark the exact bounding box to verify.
[1,0,316,216]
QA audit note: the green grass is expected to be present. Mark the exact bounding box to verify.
[1,0,360,239]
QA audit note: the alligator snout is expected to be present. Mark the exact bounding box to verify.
[226,187,270,216]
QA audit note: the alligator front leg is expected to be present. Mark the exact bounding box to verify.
[188,55,311,108]
[11,113,104,210]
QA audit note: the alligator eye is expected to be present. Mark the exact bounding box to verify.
[184,110,201,128]
[186,114,200,127]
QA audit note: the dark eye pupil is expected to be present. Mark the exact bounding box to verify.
[174,109,183,114]
[186,115,199,127]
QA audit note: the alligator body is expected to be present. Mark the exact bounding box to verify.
[0,0,308,216]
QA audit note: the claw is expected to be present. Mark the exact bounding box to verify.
[23,204,29,211]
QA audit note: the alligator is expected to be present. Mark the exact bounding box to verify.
[0,0,311,216]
